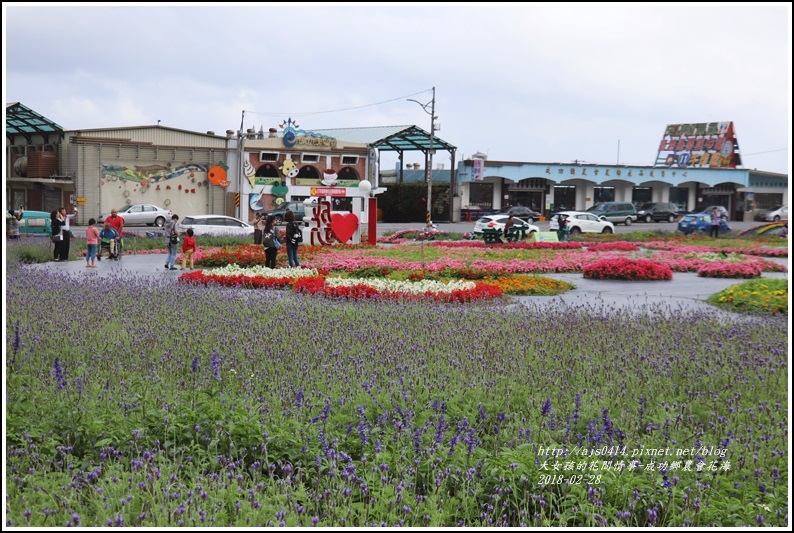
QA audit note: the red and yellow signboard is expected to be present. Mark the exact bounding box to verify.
[656,121,740,169]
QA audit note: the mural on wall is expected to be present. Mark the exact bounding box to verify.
[101,162,216,209]
[102,163,209,185]
[243,160,257,187]
[207,161,230,187]
[249,159,292,211]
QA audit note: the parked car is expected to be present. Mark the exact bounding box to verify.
[99,203,172,227]
[472,214,539,236]
[696,205,729,220]
[267,201,307,225]
[549,211,615,234]
[677,214,732,235]
[585,202,637,226]
[179,215,254,237]
[755,204,788,222]
[635,202,678,223]
[504,206,541,223]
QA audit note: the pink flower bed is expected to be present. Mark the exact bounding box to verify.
[697,262,764,278]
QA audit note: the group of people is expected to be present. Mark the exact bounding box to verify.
[50,207,79,261]
[253,210,303,268]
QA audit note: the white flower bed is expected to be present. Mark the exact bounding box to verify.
[210,264,320,278]
[325,277,477,294]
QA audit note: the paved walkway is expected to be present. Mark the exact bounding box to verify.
[26,253,788,317]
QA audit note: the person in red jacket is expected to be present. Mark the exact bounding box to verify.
[181,228,196,270]
[105,208,125,255]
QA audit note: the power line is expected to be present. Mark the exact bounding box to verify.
[244,89,433,118]
[741,148,788,156]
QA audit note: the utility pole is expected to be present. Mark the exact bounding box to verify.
[407,87,436,230]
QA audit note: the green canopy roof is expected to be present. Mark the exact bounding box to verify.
[313,125,455,153]
[6,102,64,140]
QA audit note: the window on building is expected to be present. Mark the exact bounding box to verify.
[552,186,576,211]
[469,183,493,209]
[593,187,615,203]
[338,167,360,181]
[296,165,320,181]
[752,193,784,210]
[255,163,279,178]
[669,187,689,212]
[632,187,652,206]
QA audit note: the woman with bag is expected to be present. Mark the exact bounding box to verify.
[50,209,65,261]
[284,209,302,268]
[163,214,181,270]
[261,214,281,269]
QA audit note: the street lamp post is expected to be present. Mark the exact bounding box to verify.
[407,87,436,230]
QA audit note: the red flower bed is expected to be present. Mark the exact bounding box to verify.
[583,258,673,281]
[179,270,296,289]
[585,242,640,252]
[293,277,503,302]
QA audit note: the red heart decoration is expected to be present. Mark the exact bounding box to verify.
[330,213,359,243]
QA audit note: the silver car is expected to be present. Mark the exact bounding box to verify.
[179,215,254,237]
[99,203,172,227]
[756,204,788,222]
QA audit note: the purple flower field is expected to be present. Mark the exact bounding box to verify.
[4,260,789,527]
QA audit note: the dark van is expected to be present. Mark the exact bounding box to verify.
[586,202,637,226]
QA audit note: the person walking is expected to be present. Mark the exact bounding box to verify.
[261,214,281,269]
[181,228,196,270]
[709,207,721,238]
[164,214,181,270]
[85,218,99,267]
[556,213,569,242]
[284,209,302,268]
[503,214,515,242]
[252,212,265,245]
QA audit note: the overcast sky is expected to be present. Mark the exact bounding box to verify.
[4,3,791,175]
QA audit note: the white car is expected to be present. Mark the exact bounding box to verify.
[549,211,615,234]
[179,215,254,237]
[473,214,539,236]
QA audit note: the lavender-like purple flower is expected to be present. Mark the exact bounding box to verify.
[541,398,552,418]
[12,320,22,356]
[210,351,221,381]
[191,356,199,374]
[53,358,66,390]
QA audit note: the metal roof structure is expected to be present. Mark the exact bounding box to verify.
[313,124,456,153]
[6,102,64,141]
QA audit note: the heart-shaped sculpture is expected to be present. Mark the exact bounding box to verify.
[330,213,359,243]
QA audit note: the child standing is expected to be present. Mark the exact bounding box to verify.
[85,218,99,267]
[181,228,196,270]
